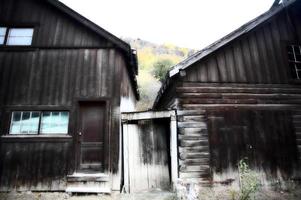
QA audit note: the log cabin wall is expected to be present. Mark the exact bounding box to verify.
[155,1,301,187]
[0,0,136,191]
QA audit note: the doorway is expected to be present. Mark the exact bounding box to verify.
[77,101,107,172]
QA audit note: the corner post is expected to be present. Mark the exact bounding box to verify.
[170,111,178,190]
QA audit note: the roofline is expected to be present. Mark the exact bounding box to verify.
[168,0,296,79]
[153,0,296,108]
[45,0,140,100]
[47,0,131,52]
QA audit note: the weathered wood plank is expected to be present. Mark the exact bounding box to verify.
[177,110,206,116]
[180,140,209,147]
[178,128,208,135]
[178,122,207,128]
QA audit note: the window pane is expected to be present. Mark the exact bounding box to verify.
[6,28,33,46]
[10,111,40,134]
[40,112,69,134]
[0,27,6,45]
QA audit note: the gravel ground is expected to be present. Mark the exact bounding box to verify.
[0,191,176,200]
[1,188,301,200]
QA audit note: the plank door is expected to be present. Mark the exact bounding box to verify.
[78,102,106,172]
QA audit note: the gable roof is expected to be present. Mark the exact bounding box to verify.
[45,0,139,99]
[153,0,296,107]
[169,0,296,78]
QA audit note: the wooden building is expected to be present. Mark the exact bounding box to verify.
[153,0,301,188]
[0,0,139,193]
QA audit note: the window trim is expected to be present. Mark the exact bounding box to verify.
[8,110,70,136]
[281,41,301,84]
[0,26,35,47]
[287,44,301,80]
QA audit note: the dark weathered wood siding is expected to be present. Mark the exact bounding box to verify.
[0,0,136,191]
[0,0,111,47]
[184,5,301,84]
[155,1,301,186]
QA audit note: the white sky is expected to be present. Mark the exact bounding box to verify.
[60,0,275,50]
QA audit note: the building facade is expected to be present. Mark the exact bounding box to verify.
[0,0,139,193]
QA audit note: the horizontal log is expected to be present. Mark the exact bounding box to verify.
[180,140,209,147]
[177,110,206,116]
[223,93,301,99]
[180,98,258,104]
[295,127,301,132]
[179,146,209,153]
[179,158,209,166]
[295,134,301,139]
[178,134,208,140]
[181,104,301,110]
[179,128,208,135]
[179,93,222,98]
[179,165,210,172]
[292,122,301,127]
[177,115,206,122]
[181,82,301,88]
[178,178,212,185]
[179,152,209,159]
[178,122,207,128]
[293,115,301,119]
[179,172,211,179]
[177,86,301,94]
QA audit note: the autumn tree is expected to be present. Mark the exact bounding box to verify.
[152,59,175,82]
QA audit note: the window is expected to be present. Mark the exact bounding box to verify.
[10,111,40,134]
[9,111,69,135]
[0,27,34,46]
[40,112,69,134]
[287,45,301,79]
[0,27,6,45]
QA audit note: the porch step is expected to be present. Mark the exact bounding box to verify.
[66,173,111,194]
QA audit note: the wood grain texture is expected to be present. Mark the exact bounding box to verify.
[0,0,137,191]
[183,6,301,84]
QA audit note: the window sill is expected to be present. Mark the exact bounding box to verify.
[0,134,72,142]
[0,46,36,51]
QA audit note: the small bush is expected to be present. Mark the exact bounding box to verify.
[238,159,261,200]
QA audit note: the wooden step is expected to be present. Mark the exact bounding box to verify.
[66,173,110,194]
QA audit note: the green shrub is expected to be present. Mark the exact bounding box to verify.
[238,159,261,200]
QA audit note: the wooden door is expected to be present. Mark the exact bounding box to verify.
[78,102,106,172]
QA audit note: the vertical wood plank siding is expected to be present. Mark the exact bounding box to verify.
[0,49,116,106]
[0,140,72,191]
[184,11,300,84]
[0,48,125,190]
[0,0,135,191]
[0,0,110,47]
[207,110,299,179]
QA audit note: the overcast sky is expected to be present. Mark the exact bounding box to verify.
[60,0,275,50]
